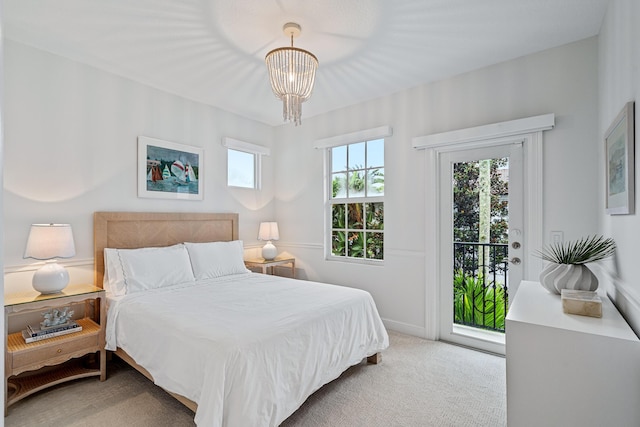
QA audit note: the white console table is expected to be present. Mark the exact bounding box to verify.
[506,281,640,427]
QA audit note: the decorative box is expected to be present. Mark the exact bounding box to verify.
[561,289,602,318]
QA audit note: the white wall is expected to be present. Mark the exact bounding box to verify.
[3,36,602,339]
[598,0,640,335]
[274,37,600,336]
[3,40,275,293]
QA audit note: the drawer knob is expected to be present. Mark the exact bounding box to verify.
[57,349,62,353]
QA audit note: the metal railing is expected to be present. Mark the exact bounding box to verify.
[453,242,509,332]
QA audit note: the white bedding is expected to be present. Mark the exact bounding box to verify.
[106,272,389,427]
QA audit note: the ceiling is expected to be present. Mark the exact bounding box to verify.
[4,0,610,126]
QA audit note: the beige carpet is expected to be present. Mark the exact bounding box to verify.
[5,331,506,427]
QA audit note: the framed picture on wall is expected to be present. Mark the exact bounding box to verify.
[138,136,204,200]
[605,101,635,215]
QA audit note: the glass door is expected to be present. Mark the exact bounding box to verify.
[438,142,523,354]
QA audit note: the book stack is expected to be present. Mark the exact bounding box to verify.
[21,320,83,343]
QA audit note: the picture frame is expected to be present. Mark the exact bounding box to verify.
[605,101,635,215]
[138,136,204,200]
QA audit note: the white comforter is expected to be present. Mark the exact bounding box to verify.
[106,273,389,426]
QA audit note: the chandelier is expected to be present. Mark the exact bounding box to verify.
[265,23,318,126]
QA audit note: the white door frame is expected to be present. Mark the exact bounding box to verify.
[412,114,555,342]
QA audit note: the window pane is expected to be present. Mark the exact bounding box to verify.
[332,204,346,228]
[347,203,364,229]
[227,149,255,188]
[348,170,366,198]
[332,231,346,256]
[366,168,384,197]
[367,139,384,168]
[366,232,384,259]
[332,173,347,198]
[365,202,384,230]
[332,145,347,173]
[348,142,365,169]
[348,232,365,258]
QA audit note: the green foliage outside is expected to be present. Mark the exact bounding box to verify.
[331,164,384,260]
[452,158,509,332]
[331,202,383,259]
[453,159,508,243]
[332,167,384,198]
[454,270,506,331]
[349,170,365,192]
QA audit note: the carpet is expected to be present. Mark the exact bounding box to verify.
[5,331,506,426]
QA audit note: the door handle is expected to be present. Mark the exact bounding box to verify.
[511,241,521,249]
[510,257,521,265]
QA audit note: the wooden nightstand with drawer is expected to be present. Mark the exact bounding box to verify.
[4,284,106,414]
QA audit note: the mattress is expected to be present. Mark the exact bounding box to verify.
[106,272,389,426]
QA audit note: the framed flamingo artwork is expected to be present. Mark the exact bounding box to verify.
[137,136,204,200]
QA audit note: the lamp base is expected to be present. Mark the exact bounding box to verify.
[262,241,277,260]
[32,261,70,294]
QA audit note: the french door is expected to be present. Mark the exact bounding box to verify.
[438,140,524,354]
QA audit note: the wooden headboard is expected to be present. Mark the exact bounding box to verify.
[93,212,239,288]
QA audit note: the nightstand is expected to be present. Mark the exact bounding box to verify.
[245,256,296,278]
[4,284,106,414]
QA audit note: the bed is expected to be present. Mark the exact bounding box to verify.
[93,212,389,427]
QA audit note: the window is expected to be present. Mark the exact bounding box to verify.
[227,149,255,188]
[223,137,270,189]
[329,139,385,261]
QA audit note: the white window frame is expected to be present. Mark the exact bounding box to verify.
[315,126,392,264]
[222,137,270,190]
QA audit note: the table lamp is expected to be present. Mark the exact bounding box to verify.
[258,222,279,260]
[24,223,76,294]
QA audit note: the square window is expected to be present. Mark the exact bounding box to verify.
[228,149,255,188]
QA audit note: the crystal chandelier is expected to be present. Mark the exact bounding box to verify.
[265,23,318,126]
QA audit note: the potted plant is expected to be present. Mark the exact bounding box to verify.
[536,235,616,294]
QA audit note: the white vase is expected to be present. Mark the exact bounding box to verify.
[539,263,598,294]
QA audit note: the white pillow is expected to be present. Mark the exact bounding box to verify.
[185,240,250,280]
[103,244,195,295]
[104,248,126,296]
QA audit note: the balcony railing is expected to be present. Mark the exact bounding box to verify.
[453,242,509,332]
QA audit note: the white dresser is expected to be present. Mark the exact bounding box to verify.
[506,281,640,427]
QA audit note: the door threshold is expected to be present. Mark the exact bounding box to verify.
[448,324,505,355]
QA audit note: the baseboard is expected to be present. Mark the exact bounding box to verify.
[382,318,427,338]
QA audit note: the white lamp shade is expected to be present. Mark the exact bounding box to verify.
[24,224,75,294]
[258,222,279,241]
[24,224,76,260]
